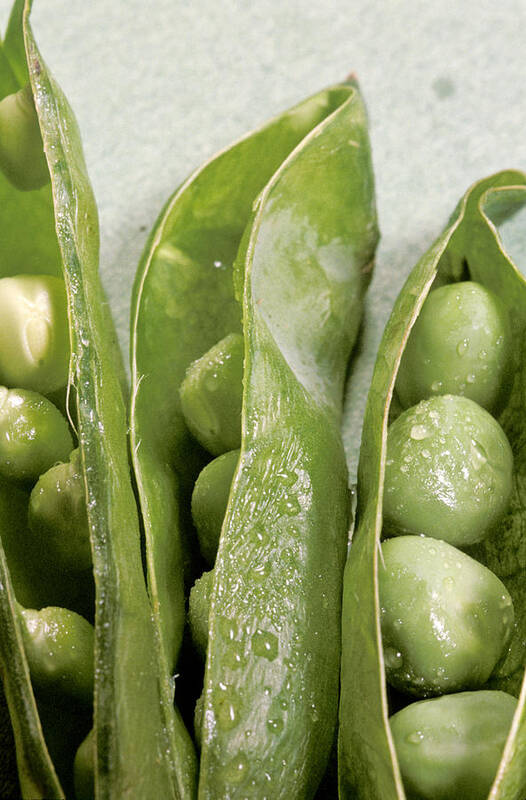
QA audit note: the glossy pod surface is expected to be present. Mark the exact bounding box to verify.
[131,79,378,797]
[0,2,183,798]
[339,171,526,800]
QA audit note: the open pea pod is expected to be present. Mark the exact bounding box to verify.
[130,80,378,797]
[0,1,184,798]
[338,170,526,800]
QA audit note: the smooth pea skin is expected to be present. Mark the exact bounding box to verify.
[19,606,94,703]
[28,448,91,572]
[189,569,213,659]
[390,690,517,800]
[383,395,513,546]
[191,449,239,565]
[0,84,50,191]
[0,275,70,394]
[180,332,243,455]
[0,387,73,482]
[396,281,513,414]
[379,536,514,696]
[74,728,94,800]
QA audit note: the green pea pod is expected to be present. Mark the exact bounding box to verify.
[0,2,186,798]
[131,79,378,797]
[339,170,526,800]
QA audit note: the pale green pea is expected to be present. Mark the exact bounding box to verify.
[73,728,94,800]
[390,691,517,800]
[0,387,73,482]
[191,449,239,565]
[383,394,513,546]
[189,569,214,659]
[19,605,94,703]
[0,84,50,191]
[28,449,91,573]
[396,281,513,414]
[0,275,69,394]
[379,536,514,696]
[180,332,244,455]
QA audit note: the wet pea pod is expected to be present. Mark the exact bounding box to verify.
[131,79,378,797]
[339,171,526,800]
[0,2,180,798]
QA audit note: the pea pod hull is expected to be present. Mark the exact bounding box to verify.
[338,171,526,800]
[131,81,378,797]
[0,2,182,798]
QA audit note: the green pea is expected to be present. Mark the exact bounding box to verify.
[28,448,91,573]
[384,395,513,546]
[180,332,243,455]
[191,449,239,565]
[0,275,69,394]
[0,387,73,483]
[0,84,50,191]
[73,728,94,800]
[390,690,517,800]
[379,536,514,696]
[396,281,513,413]
[189,569,214,659]
[19,606,94,703]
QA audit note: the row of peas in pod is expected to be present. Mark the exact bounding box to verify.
[381,279,517,799]
[0,76,95,797]
[128,78,378,799]
[181,333,243,724]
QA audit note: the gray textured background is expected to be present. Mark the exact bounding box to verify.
[2,0,526,477]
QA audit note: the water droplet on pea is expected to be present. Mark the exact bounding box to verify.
[267,717,284,734]
[384,648,404,670]
[406,730,425,744]
[251,630,278,661]
[410,424,430,440]
[251,561,271,582]
[214,684,241,731]
[456,338,469,356]
[430,381,443,393]
[223,753,248,783]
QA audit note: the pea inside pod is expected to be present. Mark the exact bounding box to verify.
[180,332,244,456]
[379,535,514,697]
[390,691,518,800]
[0,386,73,483]
[0,3,180,798]
[191,449,239,565]
[383,394,513,547]
[131,77,378,798]
[395,281,513,413]
[339,171,526,800]
[0,83,49,191]
[19,605,94,703]
[28,448,92,574]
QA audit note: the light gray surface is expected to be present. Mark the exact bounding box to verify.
[2,0,526,477]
